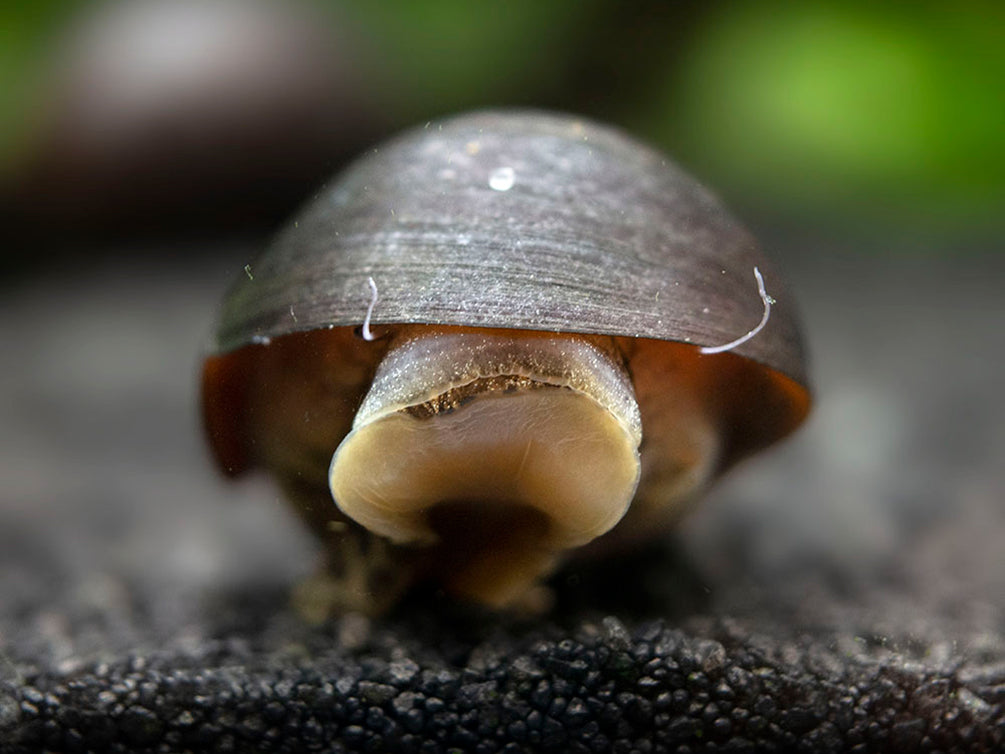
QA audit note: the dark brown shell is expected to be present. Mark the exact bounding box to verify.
[204,110,810,477]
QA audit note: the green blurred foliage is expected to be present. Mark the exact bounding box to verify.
[0,0,86,170]
[655,1,1005,241]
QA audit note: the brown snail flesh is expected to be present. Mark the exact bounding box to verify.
[201,111,811,614]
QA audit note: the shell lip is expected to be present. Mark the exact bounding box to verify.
[211,316,810,397]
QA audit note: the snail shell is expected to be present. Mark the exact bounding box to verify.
[202,111,811,612]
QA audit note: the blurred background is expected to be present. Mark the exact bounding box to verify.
[1,0,1003,644]
[3,0,1003,254]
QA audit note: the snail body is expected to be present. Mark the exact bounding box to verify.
[202,111,810,613]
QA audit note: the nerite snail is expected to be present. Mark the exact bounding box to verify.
[201,111,811,614]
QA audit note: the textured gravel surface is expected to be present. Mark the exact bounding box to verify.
[1,244,1003,752]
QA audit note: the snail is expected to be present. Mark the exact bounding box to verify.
[201,111,811,615]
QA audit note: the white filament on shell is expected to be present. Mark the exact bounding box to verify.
[362,276,379,341]
[700,267,773,355]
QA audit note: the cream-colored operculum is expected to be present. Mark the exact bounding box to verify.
[328,327,641,606]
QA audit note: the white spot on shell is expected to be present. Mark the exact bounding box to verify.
[489,166,515,191]
[251,334,271,346]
